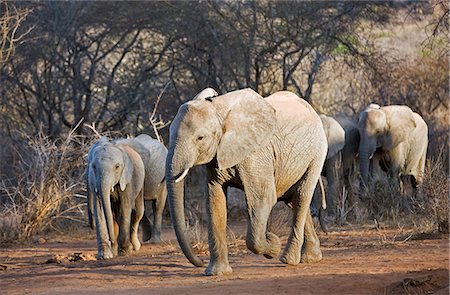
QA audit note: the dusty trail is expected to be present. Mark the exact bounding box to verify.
[0,225,448,294]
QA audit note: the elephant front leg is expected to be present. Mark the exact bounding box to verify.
[205,183,232,276]
[118,198,133,256]
[131,191,144,251]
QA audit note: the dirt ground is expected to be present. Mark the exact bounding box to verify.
[0,224,448,295]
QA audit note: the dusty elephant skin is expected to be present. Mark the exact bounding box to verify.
[165,88,328,276]
[358,104,428,190]
[86,138,146,259]
[114,135,168,244]
[313,115,360,221]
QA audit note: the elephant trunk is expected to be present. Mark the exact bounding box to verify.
[87,184,95,229]
[99,178,115,250]
[166,151,204,267]
[359,144,371,186]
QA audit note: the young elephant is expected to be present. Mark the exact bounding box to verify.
[358,104,428,189]
[166,88,327,276]
[114,134,168,243]
[87,138,145,259]
[313,115,360,218]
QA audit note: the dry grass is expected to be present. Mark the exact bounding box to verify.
[420,154,449,233]
[0,128,95,243]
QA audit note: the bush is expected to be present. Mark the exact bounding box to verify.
[421,154,449,233]
[0,129,92,243]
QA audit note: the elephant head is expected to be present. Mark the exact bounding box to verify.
[358,105,417,185]
[166,88,276,267]
[89,141,135,253]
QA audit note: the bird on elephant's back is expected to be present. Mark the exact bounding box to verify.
[165,87,328,276]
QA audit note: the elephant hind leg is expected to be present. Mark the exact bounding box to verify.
[301,209,322,263]
[280,163,323,265]
[150,187,167,243]
[411,149,427,188]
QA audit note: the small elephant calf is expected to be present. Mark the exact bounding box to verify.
[87,137,145,258]
[86,135,168,259]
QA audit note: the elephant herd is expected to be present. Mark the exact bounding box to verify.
[85,88,428,276]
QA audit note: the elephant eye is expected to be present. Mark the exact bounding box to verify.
[115,164,120,170]
[197,136,204,141]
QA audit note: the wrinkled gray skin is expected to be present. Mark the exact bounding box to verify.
[87,138,145,259]
[114,135,167,243]
[334,116,361,205]
[166,88,327,276]
[317,115,345,215]
[358,104,428,189]
[313,115,360,226]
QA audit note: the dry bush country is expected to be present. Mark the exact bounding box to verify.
[0,1,448,294]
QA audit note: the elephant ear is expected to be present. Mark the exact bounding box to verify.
[216,88,276,170]
[119,146,134,192]
[383,106,417,150]
[193,88,218,101]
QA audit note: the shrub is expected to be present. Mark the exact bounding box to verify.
[420,154,449,233]
[0,129,92,243]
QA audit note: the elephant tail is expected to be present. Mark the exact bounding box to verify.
[318,177,328,234]
[319,177,326,210]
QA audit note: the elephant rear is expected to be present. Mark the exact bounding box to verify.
[406,112,428,185]
[264,91,328,197]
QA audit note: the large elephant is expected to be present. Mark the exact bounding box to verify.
[87,138,145,259]
[114,134,168,243]
[166,88,328,276]
[358,104,428,189]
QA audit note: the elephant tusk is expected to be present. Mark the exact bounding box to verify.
[369,153,374,159]
[174,168,190,183]
[111,186,114,193]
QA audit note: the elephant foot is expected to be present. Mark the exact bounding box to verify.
[205,262,232,276]
[263,232,281,259]
[119,244,133,256]
[301,235,322,263]
[112,242,119,256]
[148,236,162,244]
[97,246,114,260]
[300,248,322,263]
[132,237,141,251]
[247,232,281,259]
[279,250,300,265]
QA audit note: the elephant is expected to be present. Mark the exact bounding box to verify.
[358,104,428,190]
[316,115,345,216]
[87,138,145,259]
[114,134,168,243]
[165,87,328,276]
[313,115,360,225]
